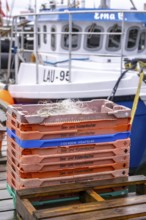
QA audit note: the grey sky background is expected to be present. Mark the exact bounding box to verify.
[1,0,146,15]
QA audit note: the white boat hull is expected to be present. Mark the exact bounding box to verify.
[9,62,146,101]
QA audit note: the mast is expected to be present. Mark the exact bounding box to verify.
[98,0,110,8]
[80,0,85,8]
[0,0,3,26]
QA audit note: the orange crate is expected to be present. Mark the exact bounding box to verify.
[7,120,130,140]
[7,170,128,192]
[7,136,130,164]
[7,144,130,165]
[7,99,131,124]
[7,156,129,179]
[7,162,128,189]
[7,112,130,132]
[7,174,127,196]
[7,150,129,172]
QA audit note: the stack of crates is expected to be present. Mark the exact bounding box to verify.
[6,99,131,191]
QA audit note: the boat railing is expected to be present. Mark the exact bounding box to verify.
[7,9,146,84]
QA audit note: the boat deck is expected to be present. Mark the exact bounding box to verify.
[0,137,16,220]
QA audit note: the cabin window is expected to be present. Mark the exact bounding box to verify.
[85,24,103,50]
[62,24,81,50]
[38,27,40,47]
[107,24,121,51]
[127,27,139,50]
[51,27,56,51]
[43,25,47,44]
[138,31,146,52]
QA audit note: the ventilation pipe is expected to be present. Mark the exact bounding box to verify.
[98,0,110,8]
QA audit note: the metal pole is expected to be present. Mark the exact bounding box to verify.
[34,0,39,84]
[14,17,19,84]
[68,0,70,7]
[80,0,85,8]
[98,0,110,8]
[68,13,72,82]
[7,18,14,83]
[121,12,125,75]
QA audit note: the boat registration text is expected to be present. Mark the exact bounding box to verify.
[43,69,70,83]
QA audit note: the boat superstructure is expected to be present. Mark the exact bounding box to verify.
[6,3,146,170]
[8,7,146,101]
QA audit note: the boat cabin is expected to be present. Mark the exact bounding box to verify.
[35,8,146,60]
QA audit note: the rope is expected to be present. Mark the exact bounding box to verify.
[108,58,145,101]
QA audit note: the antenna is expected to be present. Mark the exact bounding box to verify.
[129,0,137,10]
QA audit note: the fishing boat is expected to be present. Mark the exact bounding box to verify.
[5,0,146,171]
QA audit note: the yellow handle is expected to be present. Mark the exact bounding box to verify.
[130,70,144,125]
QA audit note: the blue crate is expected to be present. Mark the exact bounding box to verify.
[7,128,130,149]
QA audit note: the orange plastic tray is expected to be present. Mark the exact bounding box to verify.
[7,162,128,189]
[7,119,131,140]
[7,136,130,164]
[7,174,127,200]
[7,171,128,192]
[7,112,130,132]
[7,156,129,179]
[8,145,130,165]
[7,150,129,173]
[7,99,131,124]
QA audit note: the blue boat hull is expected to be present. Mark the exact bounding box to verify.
[117,100,146,170]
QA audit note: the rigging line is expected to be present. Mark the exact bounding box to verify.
[107,69,130,101]
[107,59,138,101]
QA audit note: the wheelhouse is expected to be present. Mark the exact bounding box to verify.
[34,9,146,58]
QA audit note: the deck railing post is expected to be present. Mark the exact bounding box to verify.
[120,12,125,75]
[34,0,39,85]
[7,18,14,83]
[68,13,72,83]
[14,17,19,84]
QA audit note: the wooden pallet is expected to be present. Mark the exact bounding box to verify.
[15,175,146,220]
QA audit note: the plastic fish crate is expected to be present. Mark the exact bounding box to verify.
[7,162,128,189]
[6,119,130,140]
[7,157,129,179]
[7,128,131,148]
[7,151,129,173]
[7,99,131,124]
[7,112,130,132]
[7,142,130,166]
[7,136,130,162]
